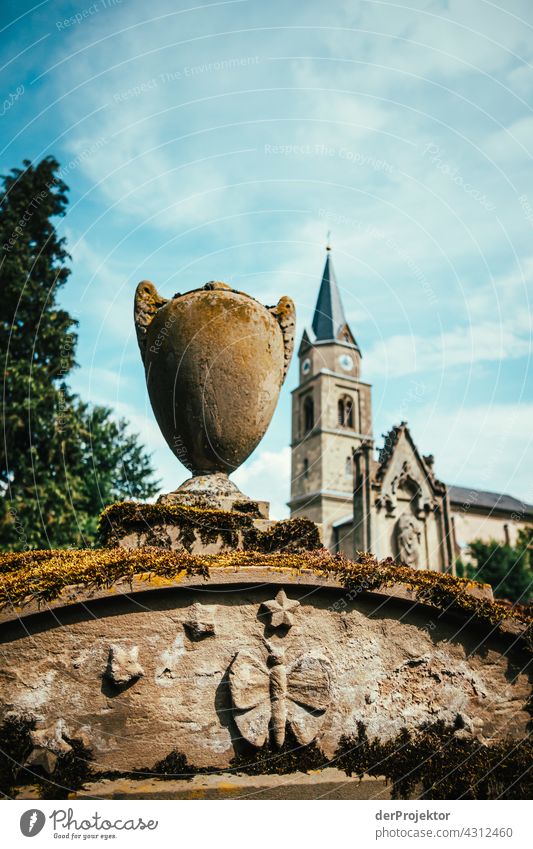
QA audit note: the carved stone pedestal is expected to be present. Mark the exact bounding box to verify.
[98,500,322,555]
[158,472,270,519]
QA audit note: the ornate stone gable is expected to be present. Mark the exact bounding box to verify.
[375,424,443,515]
[356,423,453,571]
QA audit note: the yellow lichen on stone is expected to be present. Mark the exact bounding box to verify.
[0,548,530,644]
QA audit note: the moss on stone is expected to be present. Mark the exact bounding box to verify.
[98,501,249,550]
[36,735,94,800]
[0,717,93,800]
[244,517,322,553]
[232,500,261,516]
[0,548,530,646]
[107,722,533,798]
[335,720,533,800]
[234,722,533,798]
[147,750,195,779]
[0,715,34,795]
[97,500,322,554]
[6,719,531,800]
[230,726,327,775]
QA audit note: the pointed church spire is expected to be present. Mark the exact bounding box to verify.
[311,248,348,342]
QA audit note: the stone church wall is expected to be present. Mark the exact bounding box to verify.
[452,509,526,554]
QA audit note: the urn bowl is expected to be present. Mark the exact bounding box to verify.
[135,282,294,476]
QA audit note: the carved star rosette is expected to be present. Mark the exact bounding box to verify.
[261,589,300,629]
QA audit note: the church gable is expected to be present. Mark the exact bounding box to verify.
[376,424,443,511]
[336,322,360,352]
[297,328,314,356]
[370,423,451,570]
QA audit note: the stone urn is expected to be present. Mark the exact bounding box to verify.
[134,280,295,504]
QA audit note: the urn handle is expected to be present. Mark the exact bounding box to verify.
[269,296,296,384]
[134,280,168,359]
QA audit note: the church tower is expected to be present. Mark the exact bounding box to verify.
[288,248,373,552]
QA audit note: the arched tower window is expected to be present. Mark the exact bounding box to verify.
[303,395,314,433]
[345,397,354,428]
[338,395,354,429]
[303,458,309,479]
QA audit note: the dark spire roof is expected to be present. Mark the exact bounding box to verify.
[311,251,347,342]
[310,250,360,356]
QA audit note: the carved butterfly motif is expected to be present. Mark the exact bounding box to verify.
[229,644,332,748]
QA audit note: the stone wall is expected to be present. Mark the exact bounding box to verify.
[1,569,529,778]
[452,508,528,554]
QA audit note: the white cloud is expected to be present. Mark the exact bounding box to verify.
[406,402,533,504]
[65,233,139,346]
[462,257,533,320]
[483,115,533,162]
[232,446,291,519]
[43,0,533,301]
[366,318,530,378]
[322,0,531,81]
[506,61,533,96]
[22,0,532,515]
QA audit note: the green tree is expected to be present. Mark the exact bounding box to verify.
[457,527,533,603]
[0,157,158,550]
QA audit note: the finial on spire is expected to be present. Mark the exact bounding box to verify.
[326,230,332,251]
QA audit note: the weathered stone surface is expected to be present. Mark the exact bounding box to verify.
[229,643,332,748]
[100,501,322,554]
[183,603,217,640]
[355,425,453,570]
[261,589,300,629]
[104,644,144,687]
[24,747,59,776]
[69,770,391,800]
[134,280,295,478]
[24,718,90,775]
[114,516,276,555]
[0,574,529,776]
[158,472,270,517]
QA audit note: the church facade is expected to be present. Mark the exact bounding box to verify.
[288,251,532,571]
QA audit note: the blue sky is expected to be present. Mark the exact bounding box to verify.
[1,0,532,517]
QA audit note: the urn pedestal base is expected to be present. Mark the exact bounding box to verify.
[98,499,323,555]
[158,472,269,519]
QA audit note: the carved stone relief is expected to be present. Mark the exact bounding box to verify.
[229,642,332,748]
[396,512,421,568]
[261,589,300,629]
[1,579,528,776]
[378,459,436,518]
[24,719,90,775]
[104,644,144,687]
[229,591,332,748]
[155,634,185,684]
[183,602,217,640]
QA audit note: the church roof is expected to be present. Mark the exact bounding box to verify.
[311,251,356,345]
[447,485,533,518]
[322,486,532,532]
